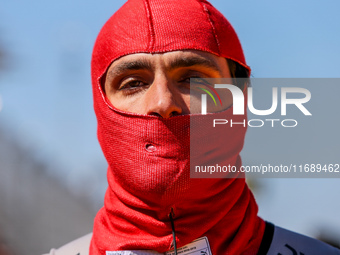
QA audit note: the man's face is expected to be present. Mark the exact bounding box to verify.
[104,50,233,117]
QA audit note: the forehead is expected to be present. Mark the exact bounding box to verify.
[106,50,230,77]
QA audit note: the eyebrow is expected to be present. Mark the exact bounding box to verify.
[107,55,222,78]
[168,56,222,74]
[108,58,153,78]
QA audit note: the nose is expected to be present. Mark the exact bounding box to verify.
[145,77,183,118]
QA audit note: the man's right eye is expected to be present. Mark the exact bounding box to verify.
[117,78,149,96]
[119,80,146,90]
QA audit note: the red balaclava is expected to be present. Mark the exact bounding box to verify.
[90,0,265,254]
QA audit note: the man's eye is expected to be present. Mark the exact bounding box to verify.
[119,80,147,90]
[182,77,192,83]
[180,76,202,84]
[117,79,149,96]
[190,77,211,86]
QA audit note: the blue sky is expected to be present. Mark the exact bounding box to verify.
[1,0,340,239]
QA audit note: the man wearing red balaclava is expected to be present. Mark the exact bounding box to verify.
[43,0,340,255]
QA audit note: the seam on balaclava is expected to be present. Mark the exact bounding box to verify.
[144,0,155,51]
[199,1,221,56]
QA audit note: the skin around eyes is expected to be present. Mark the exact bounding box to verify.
[111,68,217,93]
[104,50,234,116]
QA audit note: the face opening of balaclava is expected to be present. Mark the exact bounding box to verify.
[90,0,265,254]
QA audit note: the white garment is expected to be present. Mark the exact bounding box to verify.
[267,226,340,255]
[43,226,340,255]
[43,233,92,255]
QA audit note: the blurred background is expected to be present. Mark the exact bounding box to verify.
[0,0,339,254]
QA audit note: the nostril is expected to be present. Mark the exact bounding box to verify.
[145,144,157,152]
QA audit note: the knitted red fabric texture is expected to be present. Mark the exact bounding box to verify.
[90,0,264,254]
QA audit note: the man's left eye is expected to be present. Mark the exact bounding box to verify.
[189,77,211,86]
[180,76,202,84]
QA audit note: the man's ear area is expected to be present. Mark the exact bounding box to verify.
[226,58,250,91]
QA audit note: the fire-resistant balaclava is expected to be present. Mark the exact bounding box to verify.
[90,0,265,254]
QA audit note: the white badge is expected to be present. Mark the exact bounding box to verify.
[106,236,212,255]
[106,251,162,255]
[165,237,212,255]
